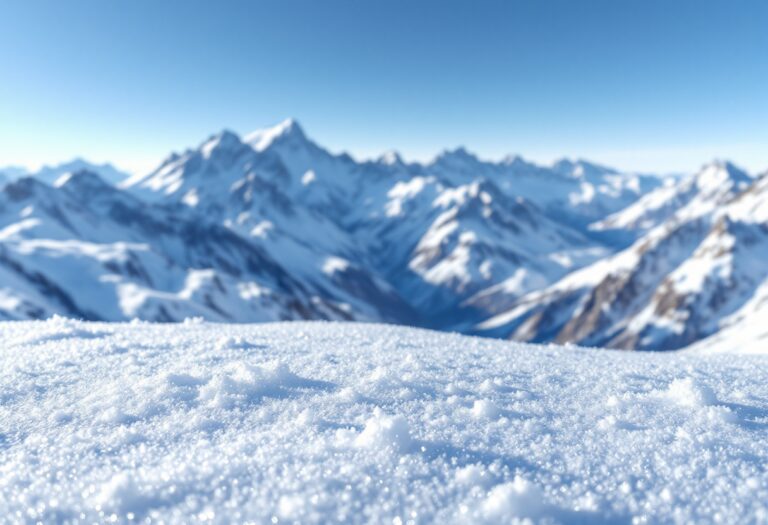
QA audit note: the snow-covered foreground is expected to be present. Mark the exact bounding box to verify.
[1,320,767,524]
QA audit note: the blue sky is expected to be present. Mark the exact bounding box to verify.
[1,0,766,175]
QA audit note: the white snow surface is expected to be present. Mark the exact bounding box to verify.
[1,319,767,524]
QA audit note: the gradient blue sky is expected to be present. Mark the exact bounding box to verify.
[1,0,767,175]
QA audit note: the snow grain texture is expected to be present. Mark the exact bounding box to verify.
[1,319,767,524]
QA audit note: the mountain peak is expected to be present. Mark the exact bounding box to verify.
[245,118,308,152]
[378,150,405,166]
[552,158,616,178]
[199,130,248,161]
[701,158,749,176]
[277,117,304,134]
[54,169,110,190]
[29,158,130,186]
[432,146,480,166]
[695,159,751,192]
[500,154,536,168]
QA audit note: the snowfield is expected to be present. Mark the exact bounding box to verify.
[1,320,767,524]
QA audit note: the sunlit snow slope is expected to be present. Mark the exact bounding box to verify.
[1,320,767,523]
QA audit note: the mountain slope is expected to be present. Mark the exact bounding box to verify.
[361,176,608,327]
[425,150,661,230]
[0,172,410,323]
[122,120,646,330]
[122,125,421,325]
[591,160,752,240]
[479,162,763,350]
[686,171,768,354]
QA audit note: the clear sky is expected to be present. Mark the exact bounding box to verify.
[1,0,767,175]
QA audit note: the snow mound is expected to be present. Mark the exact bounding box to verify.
[479,476,545,521]
[1,320,767,524]
[353,408,413,452]
[663,377,718,407]
[471,399,502,419]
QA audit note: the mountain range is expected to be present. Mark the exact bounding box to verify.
[1,119,765,351]
[0,158,130,186]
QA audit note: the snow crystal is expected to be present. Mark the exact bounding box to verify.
[0,320,767,524]
[471,399,502,419]
[663,377,717,407]
[354,408,413,453]
[322,256,350,275]
[479,476,545,521]
[93,472,151,516]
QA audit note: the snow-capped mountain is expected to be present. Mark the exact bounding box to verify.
[590,160,752,240]
[478,162,766,350]
[1,119,762,351]
[121,123,420,325]
[0,171,411,323]
[361,176,609,328]
[423,149,661,231]
[0,159,131,186]
[684,171,768,354]
[122,119,653,328]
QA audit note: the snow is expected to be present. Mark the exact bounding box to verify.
[249,220,274,239]
[322,256,351,275]
[479,160,767,350]
[30,159,131,186]
[181,188,199,207]
[245,118,304,152]
[0,120,763,354]
[301,169,316,185]
[1,320,767,523]
[378,150,404,166]
[689,278,768,355]
[7,119,667,341]
[591,160,753,237]
[384,177,434,217]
